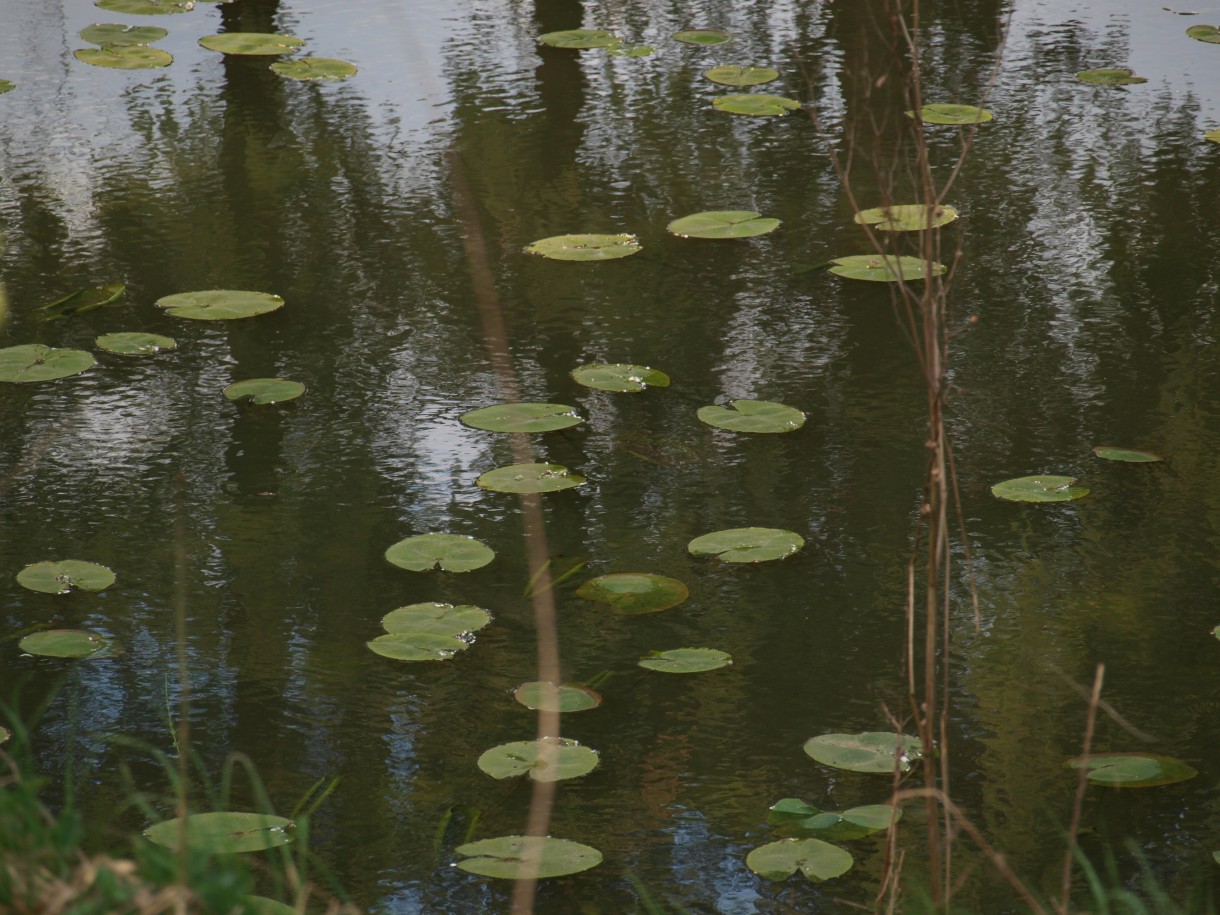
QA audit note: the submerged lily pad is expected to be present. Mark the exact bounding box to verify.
[704,65,778,86]
[0,345,95,383]
[478,737,599,782]
[17,560,115,594]
[828,254,947,282]
[571,363,670,392]
[156,289,283,320]
[674,29,730,45]
[638,647,732,673]
[908,103,993,124]
[384,534,494,573]
[74,45,172,68]
[576,573,689,615]
[853,204,959,231]
[95,332,177,356]
[538,29,620,49]
[667,210,780,239]
[476,463,585,494]
[746,839,853,882]
[270,57,358,80]
[1066,753,1198,788]
[803,732,922,774]
[687,527,804,563]
[19,629,115,659]
[38,282,125,320]
[223,378,305,404]
[367,631,471,662]
[524,234,641,261]
[381,602,491,636]
[713,93,801,116]
[143,812,294,853]
[1186,24,1220,43]
[461,403,583,433]
[199,33,304,55]
[455,836,602,879]
[1092,446,1163,463]
[697,400,805,433]
[990,475,1089,502]
[1076,67,1147,85]
[513,681,602,713]
[81,23,169,46]
[767,799,901,840]
[95,0,194,14]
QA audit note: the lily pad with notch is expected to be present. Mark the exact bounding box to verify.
[477,463,585,494]
[907,103,993,124]
[767,798,901,840]
[17,560,115,594]
[81,23,168,46]
[687,527,804,563]
[367,631,471,662]
[1187,24,1220,43]
[38,282,125,320]
[746,838,853,882]
[538,29,621,49]
[270,57,357,80]
[96,332,177,356]
[223,378,305,405]
[674,29,731,45]
[524,234,640,261]
[803,732,922,774]
[1092,446,1163,463]
[74,46,172,68]
[95,0,194,14]
[991,475,1089,502]
[1076,67,1147,85]
[1066,752,1197,788]
[199,33,305,55]
[513,681,602,713]
[576,573,689,615]
[384,534,494,573]
[455,835,602,879]
[143,812,294,853]
[461,403,583,433]
[667,210,780,239]
[713,93,800,116]
[19,629,117,659]
[477,737,599,782]
[381,602,491,636]
[704,65,778,86]
[829,255,947,282]
[697,399,805,433]
[0,345,95,383]
[638,647,732,673]
[156,289,283,320]
[571,363,669,392]
[853,204,958,232]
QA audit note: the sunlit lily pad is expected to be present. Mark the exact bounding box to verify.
[576,573,689,615]
[38,282,125,320]
[1092,446,1163,463]
[81,23,168,46]
[461,403,582,433]
[767,799,901,840]
[524,234,641,261]
[674,29,731,45]
[381,602,491,636]
[156,289,283,320]
[713,93,800,116]
[143,812,294,853]
[853,204,959,231]
[1206,128,1220,143]
[1186,24,1220,43]
[697,400,805,433]
[687,527,804,563]
[513,681,602,713]
[571,363,670,392]
[638,647,732,673]
[96,332,177,356]
[367,631,471,661]
[990,475,1089,502]
[1076,67,1147,85]
[223,378,305,405]
[384,534,494,573]
[0,81,13,94]
[478,737,599,782]
[270,57,357,80]
[1066,753,1198,788]
[455,836,602,879]
[746,838,853,882]
[607,44,653,57]
[95,0,194,14]
[908,103,993,124]
[538,29,620,49]
[704,65,778,86]
[828,254,947,282]
[19,629,115,659]
[476,463,585,493]
[74,45,172,68]
[17,560,115,594]
[0,345,95,383]
[803,732,922,774]
[199,33,305,55]
[667,210,780,239]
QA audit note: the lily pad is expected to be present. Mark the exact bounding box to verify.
[638,647,732,673]
[381,602,491,636]
[95,332,177,356]
[0,81,13,94]
[223,378,305,405]
[143,812,294,853]
[524,234,641,261]
[1066,753,1198,788]
[367,631,471,662]
[19,629,115,659]
[803,732,922,774]
[156,289,283,320]
[713,93,801,116]
[476,463,585,494]
[455,835,602,879]
[990,475,1089,502]
[687,527,804,563]
[270,57,358,80]
[908,103,993,124]
[1076,67,1147,85]
[0,345,95,383]
[828,254,947,282]
[667,210,780,239]
[703,65,778,87]
[576,573,689,615]
[1187,24,1220,43]
[477,737,599,782]
[673,29,730,46]
[570,363,670,392]
[384,534,494,573]
[538,29,620,49]
[74,45,172,68]
[95,0,193,14]
[745,838,853,882]
[0,726,9,744]
[38,282,125,320]
[697,399,805,433]
[853,204,959,231]
[17,560,115,594]
[607,44,654,58]
[767,799,901,840]
[460,403,583,433]
[1092,446,1163,463]
[198,33,305,55]
[80,23,169,46]
[1206,128,1220,143]
[513,681,602,713]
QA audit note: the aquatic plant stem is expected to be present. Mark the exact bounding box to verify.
[1059,664,1105,913]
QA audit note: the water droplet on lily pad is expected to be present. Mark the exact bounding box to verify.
[513,681,602,713]
[19,629,116,659]
[476,463,585,494]
[384,534,494,573]
[673,29,731,46]
[853,204,959,231]
[95,0,194,14]
[96,332,177,356]
[687,527,804,563]
[38,283,125,320]
[767,798,901,840]
[143,812,294,853]
[638,647,732,673]
[1187,24,1220,43]
[223,378,305,405]
[199,33,305,55]
[828,255,947,282]
[367,631,471,662]
[907,103,993,124]
[270,57,357,80]
[703,65,778,86]
[460,403,583,433]
[1076,67,1147,85]
[713,93,800,116]
[666,210,780,239]
[81,23,168,46]
[156,289,284,320]
[571,363,669,392]
[524,233,641,261]
[478,737,599,782]
[381,602,491,636]
[990,475,1089,502]
[746,838,853,882]
[1092,446,1163,463]
[697,399,805,433]
[17,560,115,594]
[74,45,172,68]
[803,732,923,774]
[576,573,689,615]
[1066,752,1197,788]
[0,345,95,383]
[538,29,621,49]
[455,835,602,879]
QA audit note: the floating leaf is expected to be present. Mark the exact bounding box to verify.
[367,631,471,661]
[476,463,585,494]
[571,363,669,392]
[767,799,901,840]
[74,45,172,68]
[270,57,357,80]
[703,65,778,87]
[908,103,993,124]
[1186,24,1220,43]
[1213,625,1220,641]
[156,289,284,320]
[143,812,294,853]
[1076,67,1148,85]
[524,233,641,261]
[0,345,95,383]
[0,81,13,94]
[853,204,959,231]
[38,282,125,320]
[803,732,922,774]
[95,0,194,14]
[1066,753,1198,788]
[80,23,168,46]
[990,475,1089,502]
[667,210,780,239]
[513,682,602,713]
[746,838,853,882]
[1206,128,1220,143]
[455,836,602,879]
[381,602,491,636]
[673,29,731,46]
[384,534,494,573]
[1092,446,1163,463]
[607,44,653,58]
[19,629,115,659]
[713,93,800,116]
[198,33,305,55]
[461,403,582,433]
[96,332,177,356]
[477,737,599,782]
[828,254,947,282]
[576,573,689,615]
[638,647,732,673]
[538,29,620,49]
[687,527,804,563]
[16,560,115,594]
[223,378,305,405]
[0,726,9,744]
[697,400,805,433]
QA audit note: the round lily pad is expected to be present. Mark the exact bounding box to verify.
[746,838,853,882]
[1206,128,1220,143]
[828,255,947,282]
[853,204,959,231]
[607,44,653,58]
[638,647,732,673]
[95,332,177,356]
[0,81,13,94]
[908,103,993,124]
[674,29,730,45]
[19,629,115,659]
[1187,24,1220,43]
[1076,67,1147,86]
[523,234,641,261]
[270,57,357,80]
[477,737,599,782]
[460,403,583,433]
[476,463,585,494]
[713,93,801,116]
[17,560,115,594]
[703,65,778,86]
[513,682,602,713]
[697,399,805,433]
[367,631,471,662]
[74,45,172,68]
[570,363,670,392]
[455,836,602,879]
[538,29,620,49]
[198,33,305,56]
[767,799,901,840]
[384,534,494,573]
[576,573,689,615]
[0,345,95,383]
[1092,446,1163,463]
[687,527,804,563]
[95,0,193,14]
[1066,753,1198,788]
[156,289,283,320]
[80,23,168,46]
[990,475,1089,502]
[143,812,294,853]
[803,732,922,774]
[666,210,780,239]
[381,602,491,636]
[223,378,305,405]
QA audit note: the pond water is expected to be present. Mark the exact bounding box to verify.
[2,0,1220,911]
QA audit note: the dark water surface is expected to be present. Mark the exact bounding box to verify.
[2,0,1220,911]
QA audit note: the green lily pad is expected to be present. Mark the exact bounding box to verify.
[74,45,172,68]
[1066,753,1198,788]
[0,345,95,383]
[524,233,641,261]
[198,33,305,56]
[703,65,778,87]
[767,799,901,840]
[697,399,805,433]
[156,289,283,320]
[853,204,959,231]
[95,0,193,14]
[270,57,358,80]
[687,527,804,563]
[95,332,177,356]
[80,23,168,46]
[223,378,305,405]
[1206,128,1220,143]
[455,836,602,879]
[990,475,1089,502]
[476,463,586,494]
[381,602,491,636]
[513,682,602,713]
[538,29,621,49]
[908,103,993,124]
[460,403,583,433]
[367,631,471,661]
[384,534,494,573]
[607,44,654,58]
[803,732,922,774]
[638,647,732,673]
[1187,24,1220,43]
[0,81,13,95]
[143,812,294,853]
[828,254,947,282]
[745,838,853,882]
[667,210,780,239]
[19,629,115,659]
[576,573,689,615]
[38,282,125,320]
[713,93,801,116]
[570,363,670,392]
[1076,67,1147,85]
[1092,446,1163,463]
[477,737,599,782]
[674,29,731,46]
[17,560,115,594]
